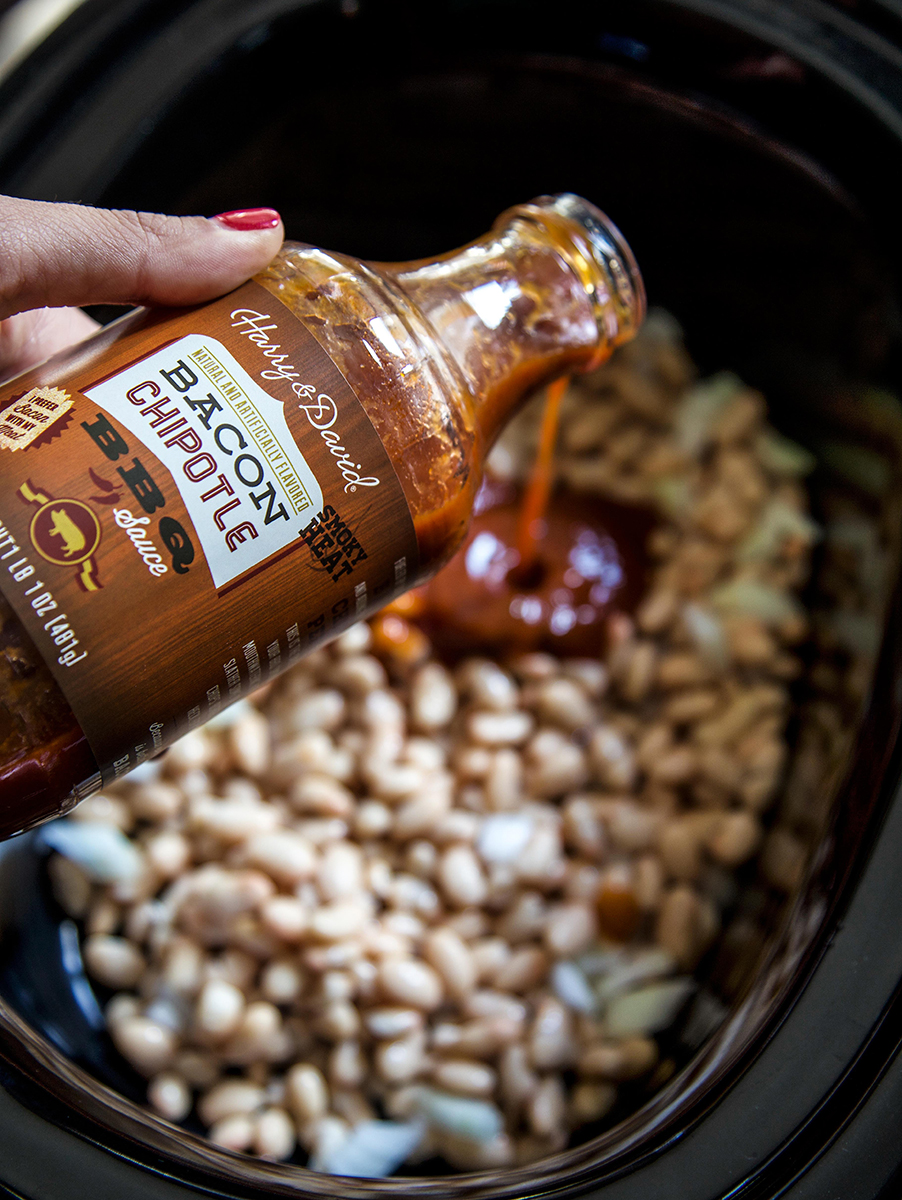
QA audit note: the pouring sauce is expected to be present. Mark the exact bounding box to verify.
[395,380,654,661]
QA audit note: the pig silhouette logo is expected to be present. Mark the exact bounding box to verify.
[29,498,101,569]
[17,482,103,591]
[48,508,87,557]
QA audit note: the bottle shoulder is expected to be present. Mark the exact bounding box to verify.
[255,245,479,572]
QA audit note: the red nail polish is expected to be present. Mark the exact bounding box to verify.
[212,207,281,231]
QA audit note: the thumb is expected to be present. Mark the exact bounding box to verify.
[0,195,285,319]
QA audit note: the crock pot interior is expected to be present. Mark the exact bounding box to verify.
[1,0,901,1195]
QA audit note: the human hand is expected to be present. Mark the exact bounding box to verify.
[0,196,284,382]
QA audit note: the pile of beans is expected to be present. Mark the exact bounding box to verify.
[46,312,819,1175]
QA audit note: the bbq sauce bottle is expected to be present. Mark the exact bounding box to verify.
[0,193,644,838]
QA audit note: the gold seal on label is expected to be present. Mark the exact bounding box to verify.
[0,386,72,451]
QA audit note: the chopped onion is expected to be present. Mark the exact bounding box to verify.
[144,991,188,1034]
[477,813,534,864]
[126,760,162,785]
[551,961,598,1013]
[594,948,676,1006]
[414,1089,504,1141]
[40,820,143,884]
[639,307,684,344]
[606,979,695,1037]
[315,1120,425,1178]
[738,499,821,562]
[675,372,744,454]
[682,603,728,669]
[710,580,803,625]
[203,699,255,730]
[680,990,729,1050]
[755,430,815,477]
[651,476,693,519]
[577,949,625,978]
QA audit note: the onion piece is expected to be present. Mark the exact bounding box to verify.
[710,580,803,626]
[477,813,534,864]
[606,979,695,1037]
[40,820,143,884]
[675,372,744,454]
[737,499,821,562]
[594,949,676,1007]
[682,603,728,669]
[755,430,815,476]
[314,1119,425,1178]
[551,961,598,1014]
[414,1089,504,1142]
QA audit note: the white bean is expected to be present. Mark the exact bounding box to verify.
[195,979,245,1040]
[208,1113,255,1152]
[318,841,364,900]
[229,711,270,776]
[438,844,488,908]
[544,903,597,959]
[199,1079,265,1126]
[529,997,577,1070]
[364,1008,423,1040]
[467,710,533,747]
[147,1072,192,1122]
[144,831,191,879]
[253,1106,297,1160]
[308,896,369,941]
[423,927,477,998]
[112,1017,176,1075]
[83,935,145,989]
[411,662,457,730]
[329,1040,367,1088]
[528,1074,566,1137]
[379,958,444,1011]
[459,660,519,709]
[375,1030,427,1083]
[499,1043,538,1114]
[432,1059,496,1097]
[285,1063,329,1124]
[243,832,316,885]
[535,678,595,730]
[260,958,305,1006]
[393,786,452,841]
[493,946,548,993]
[260,895,309,942]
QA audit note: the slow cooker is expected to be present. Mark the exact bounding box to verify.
[1,0,902,1196]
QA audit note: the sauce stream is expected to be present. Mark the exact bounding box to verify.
[513,375,568,586]
[399,380,655,660]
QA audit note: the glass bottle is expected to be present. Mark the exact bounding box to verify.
[0,193,644,838]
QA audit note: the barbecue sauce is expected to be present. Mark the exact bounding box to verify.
[399,406,654,662]
[0,194,644,837]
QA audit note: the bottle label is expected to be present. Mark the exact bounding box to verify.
[0,281,419,784]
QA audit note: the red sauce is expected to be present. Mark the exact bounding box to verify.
[0,596,95,838]
[514,374,569,582]
[404,476,653,660]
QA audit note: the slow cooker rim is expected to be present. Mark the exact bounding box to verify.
[3,0,902,199]
[1,1,902,1197]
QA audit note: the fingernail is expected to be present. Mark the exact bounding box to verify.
[212,207,281,231]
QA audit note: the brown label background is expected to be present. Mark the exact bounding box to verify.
[0,282,418,784]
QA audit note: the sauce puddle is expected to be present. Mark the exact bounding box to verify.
[389,379,655,661]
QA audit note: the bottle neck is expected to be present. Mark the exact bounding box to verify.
[380,194,645,448]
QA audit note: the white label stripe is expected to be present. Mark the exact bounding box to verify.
[84,334,323,589]
[189,347,311,516]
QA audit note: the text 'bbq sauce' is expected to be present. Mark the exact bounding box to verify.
[0,194,644,838]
